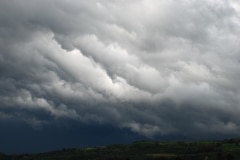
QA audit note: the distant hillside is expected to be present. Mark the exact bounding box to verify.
[1,138,240,160]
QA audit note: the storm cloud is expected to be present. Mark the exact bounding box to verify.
[0,0,240,143]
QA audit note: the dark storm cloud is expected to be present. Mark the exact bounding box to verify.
[0,0,240,140]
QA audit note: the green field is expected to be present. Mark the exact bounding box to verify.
[1,138,240,160]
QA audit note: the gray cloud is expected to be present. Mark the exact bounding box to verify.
[0,0,240,138]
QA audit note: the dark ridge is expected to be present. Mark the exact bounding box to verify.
[1,138,240,160]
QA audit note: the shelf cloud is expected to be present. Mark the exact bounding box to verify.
[0,0,240,141]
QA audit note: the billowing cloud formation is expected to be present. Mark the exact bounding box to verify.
[0,0,240,138]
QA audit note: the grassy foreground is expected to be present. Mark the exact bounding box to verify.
[1,138,240,160]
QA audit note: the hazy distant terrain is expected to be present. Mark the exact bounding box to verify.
[1,139,240,160]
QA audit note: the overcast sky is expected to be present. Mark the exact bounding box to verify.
[0,0,240,153]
